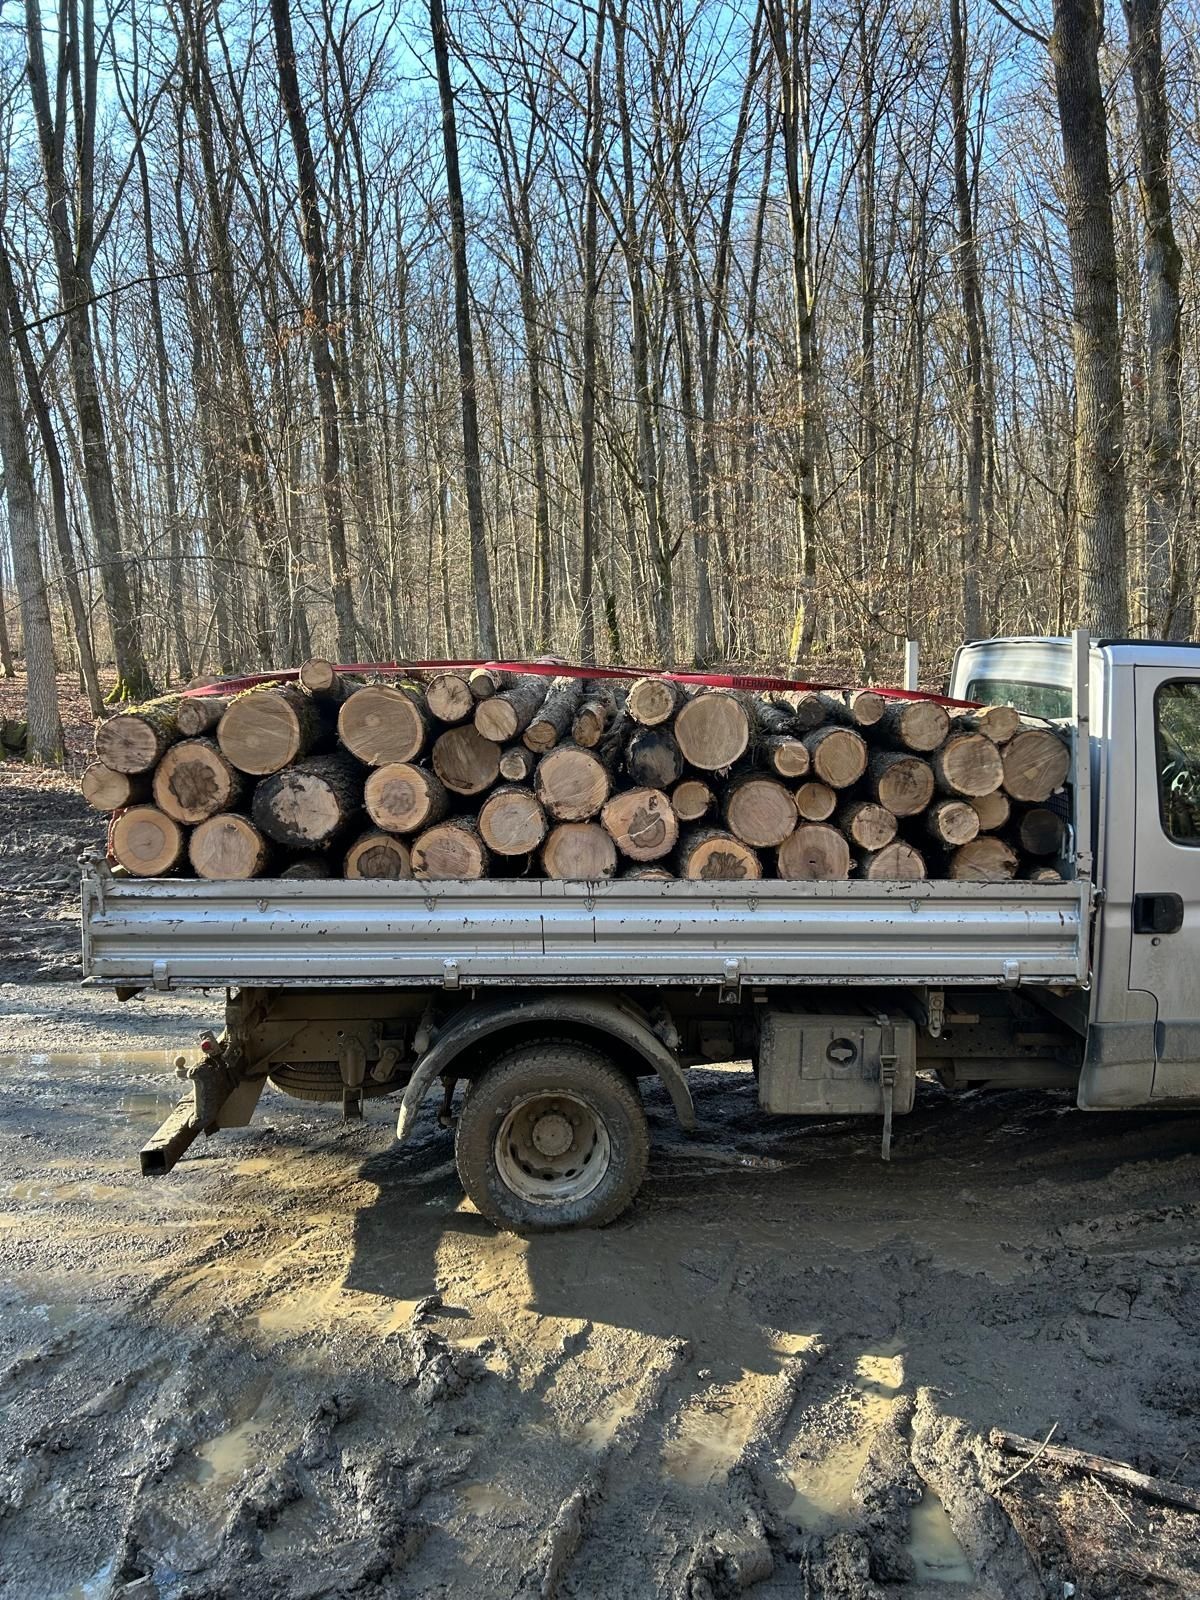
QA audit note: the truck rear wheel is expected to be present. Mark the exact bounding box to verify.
[454,1042,649,1232]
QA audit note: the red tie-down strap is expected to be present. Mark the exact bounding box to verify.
[182,658,980,709]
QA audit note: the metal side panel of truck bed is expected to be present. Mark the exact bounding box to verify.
[80,866,1090,990]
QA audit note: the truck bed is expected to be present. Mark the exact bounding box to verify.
[80,866,1090,990]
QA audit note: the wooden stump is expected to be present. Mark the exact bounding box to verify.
[189,815,271,880]
[794,781,837,822]
[627,677,684,727]
[364,764,449,834]
[479,785,549,856]
[152,738,243,824]
[803,725,868,789]
[110,806,185,876]
[535,744,612,820]
[674,690,752,771]
[572,685,618,748]
[498,745,537,783]
[677,827,762,881]
[626,727,685,790]
[970,791,1011,832]
[880,698,950,753]
[299,658,349,702]
[776,823,851,881]
[345,831,414,879]
[601,787,679,860]
[1001,729,1071,802]
[475,675,549,742]
[858,841,927,881]
[95,695,183,774]
[81,763,149,813]
[176,695,229,737]
[925,798,980,847]
[541,822,618,880]
[524,677,585,752]
[837,800,898,852]
[425,672,475,724]
[724,775,799,848]
[760,735,810,778]
[338,684,429,766]
[868,751,935,816]
[278,855,333,880]
[1016,806,1066,857]
[671,779,715,823]
[251,753,362,848]
[933,732,1004,797]
[412,818,490,879]
[947,837,1019,881]
[432,725,502,795]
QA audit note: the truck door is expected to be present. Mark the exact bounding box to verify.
[1130,667,1200,1099]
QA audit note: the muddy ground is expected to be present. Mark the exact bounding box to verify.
[1,770,1199,1600]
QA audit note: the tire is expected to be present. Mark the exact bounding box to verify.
[454,1041,649,1233]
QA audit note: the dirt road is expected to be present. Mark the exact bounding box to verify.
[2,974,1199,1600]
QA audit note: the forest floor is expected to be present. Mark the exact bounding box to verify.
[1,721,1199,1599]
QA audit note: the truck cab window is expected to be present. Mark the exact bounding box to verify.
[1155,680,1200,843]
[965,677,1071,720]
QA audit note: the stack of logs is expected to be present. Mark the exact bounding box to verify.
[82,662,1072,884]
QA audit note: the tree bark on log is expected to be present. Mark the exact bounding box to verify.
[677,827,763,880]
[925,798,980,847]
[844,689,887,727]
[535,744,613,820]
[777,823,852,880]
[251,752,362,848]
[601,787,679,860]
[627,676,684,726]
[95,695,184,774]
[837,799,898,851]
[425,671,475,724]
[879,698,950,753]
[671,778,715,823]
[626,726,685,789]
[110,805,186,875]
[189,814,272,880]
[803,725,868,788]
[278,855,333,880]
[364,763,449,833]
[345,830,414,879]
[674,690,753,770]
[724,775,799,847]
[572,683,618,748]
[153,737,244,823]
[219,684,328,775]
[299,658,350,702]
[524,677,585,752]
[176,695,230,737]
[795,781,837,821]
[955,704,1020,743]
[337,684,429,765]
[81,763,150,812]
[541,822,618,879]
[468,666,512,699]
[474,674,550,742]
[868,751,935,816]
[432,725,502,794]
[1001,729,1071,802]
[859,841,927,880]
[760,734,810,778]
[479,784,549,855]
[412,817,490,879]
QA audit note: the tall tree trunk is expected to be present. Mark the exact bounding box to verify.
[429,0,497,655]
[577,0,608,663]
[1050,0,1129,634]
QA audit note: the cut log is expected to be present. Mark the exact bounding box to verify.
[152,738,244,824]
[81,763,150,813]
[474,675,549,742]
[925,798,980,847]
[778,691,828,731]
[431,725,502,795]
[677,827,763,881]
[218,684,328,775]
[674,690,753,771]
[601,787,679,860]
[724,775,799,848]
[671,778,715,823]
[176,695,229,737]
[1001,728,1071,802]
[110,805,185,876]
[794,781,837,822]
[625,726,685,790]
[868,751,935,816]
[535,744,613,821]
[970,791,1011,832]
[299,658,349,702]
[541,822,618,880]
[363,763,449,834]
[278,855,332,880]
[425,672,475,724]
[479,785,549,856]
[572,684,618,748]
[837,800,898,852]
[932,732,1004,797]
[498,745,537,783]
[844,689,887,728]
[627,677,684,727]
[524,676,585,752]
[95,694,183,774]
[879,697,950,753]
[760,734,810,779]
[1016,806,1067,857]
[189,815,271,880]
[621,866,675,881]
[337,684,429,766]
[251,752,362,849]
[777,823,852,881]
[411,818,490,879]
[1022,865,1064,882]
[803,725,868,789]
[956,703,1021,743]
[345,831,414,879]
[858,841,927,881]
[468,666,512,699]
[947,837,1019,881]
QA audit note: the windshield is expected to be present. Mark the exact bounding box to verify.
[965,676,1072,720]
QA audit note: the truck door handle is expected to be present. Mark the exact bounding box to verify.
[1133,892,1184,934]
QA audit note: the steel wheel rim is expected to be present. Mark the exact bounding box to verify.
[494,1089,611,1205]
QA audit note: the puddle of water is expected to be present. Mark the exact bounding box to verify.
[0,1049,186,1073]
[192,1389,283,1486]
[460,1481,529,1517]
[9,1179,127,1203]
[663,1404,753,1486]
[785,1345,908,1533]
[908,1491,974,1583]
[121,1090,178,1123]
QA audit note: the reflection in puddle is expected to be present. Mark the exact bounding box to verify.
[908,1492,974,1583]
